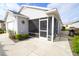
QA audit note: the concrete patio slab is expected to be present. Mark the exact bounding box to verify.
[0,33,73,56]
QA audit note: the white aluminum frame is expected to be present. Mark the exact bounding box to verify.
[39,18,48,40]
[51,16,54,42]
[39,16,54,42]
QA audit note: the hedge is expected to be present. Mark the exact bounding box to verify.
[72,35,79,55]
[15,34,30,40]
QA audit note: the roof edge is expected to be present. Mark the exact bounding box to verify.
[21,5,50,11]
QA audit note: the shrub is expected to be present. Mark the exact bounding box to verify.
[0,28,4,34]
[61,26,66,31]
[72,35,79,54]
[8,30,16,39]
[22,34,30,39]
[15,34,30,40]
[9,35,15,39]
[15,34,22,40]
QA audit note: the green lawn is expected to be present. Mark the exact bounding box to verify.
[70,35,79,56]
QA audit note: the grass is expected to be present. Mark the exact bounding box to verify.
[69,35,79,56]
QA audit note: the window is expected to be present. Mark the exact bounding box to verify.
[22,20,25,24]
[40,20,47,30]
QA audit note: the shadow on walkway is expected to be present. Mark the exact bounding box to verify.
[0,43,7,56]
[54,36,69,42]
[54,31,69,42]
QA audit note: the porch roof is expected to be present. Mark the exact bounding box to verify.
[20,5,50,11]
[20,6,59,20]
[8,10,29,18]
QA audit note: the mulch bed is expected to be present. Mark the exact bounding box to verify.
[10,39,19,43]
[10,37,31,43]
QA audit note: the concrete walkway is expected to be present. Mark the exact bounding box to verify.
[0,33,73,56]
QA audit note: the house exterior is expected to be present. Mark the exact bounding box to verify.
[5,6,62,42]
[5,10,29,34]
[0,20,5,30]
[64,21,79,30]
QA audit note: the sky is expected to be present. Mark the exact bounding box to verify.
[0,3,79,24]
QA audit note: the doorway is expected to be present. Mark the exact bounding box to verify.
[39,18,48,40]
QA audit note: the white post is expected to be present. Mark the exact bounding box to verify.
[39,18,40,38]
[51,16,54,42]
[47,18,48,40]
[58,22,60,34]
[6,22,7,33]
[6,22,8,33]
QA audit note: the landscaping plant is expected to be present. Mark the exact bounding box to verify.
[8,30,16,39]
[72,35,79,55]
[15,34,22,40]
[15,34,30,40]
[22,34,30,39]
[0,28,4,34]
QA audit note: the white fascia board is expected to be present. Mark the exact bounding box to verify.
[8,10,29,19]
[14,14,29,19]
[21,5,50,11]
[46,9,62,25]
[46,9,57,14]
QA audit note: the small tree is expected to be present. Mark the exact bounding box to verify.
[61,26,66,31]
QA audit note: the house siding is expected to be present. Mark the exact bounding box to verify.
[17,16,29,34]
[6,13,17,33]
[6,13,29,34]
